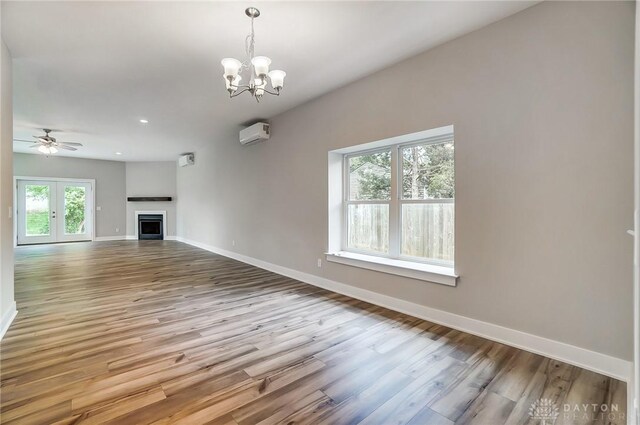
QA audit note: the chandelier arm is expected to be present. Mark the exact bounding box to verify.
[230,87,251,98]
[261,88,281,96]
[230,84,251,90]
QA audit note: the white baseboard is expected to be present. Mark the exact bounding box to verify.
[16,236,176,243]
[95,236,127,241]
[0,301,17,341]
[174,236,632,383]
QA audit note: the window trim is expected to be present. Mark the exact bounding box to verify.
[325,251,457,286]
[327,125,456,285]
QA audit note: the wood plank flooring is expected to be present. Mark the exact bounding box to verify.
[0,241,626,424]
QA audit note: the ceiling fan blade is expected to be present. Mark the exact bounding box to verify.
[61,142,83,146]
[28,144,40,148]
[13,139,37,143]
[57,145,77,151]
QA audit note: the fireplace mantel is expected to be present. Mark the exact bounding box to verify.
[128,197,172,202]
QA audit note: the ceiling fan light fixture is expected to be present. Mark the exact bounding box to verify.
[23,129,82,155]
[38,145,57,154]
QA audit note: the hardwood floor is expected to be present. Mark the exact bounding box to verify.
[1,241,626,424]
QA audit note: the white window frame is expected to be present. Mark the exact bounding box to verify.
[327,125,458,286]
[396,136,455,267]
[342,146,393,257]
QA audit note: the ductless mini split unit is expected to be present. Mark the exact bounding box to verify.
[240,122,270,145]
[178,153,195,167]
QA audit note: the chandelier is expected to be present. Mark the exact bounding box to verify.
[221,7,286,102]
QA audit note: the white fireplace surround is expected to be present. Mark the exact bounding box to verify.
[134,210,167,240]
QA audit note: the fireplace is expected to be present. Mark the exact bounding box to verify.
[138,214,164,240]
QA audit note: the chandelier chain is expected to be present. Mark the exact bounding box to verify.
[245,16,255,71]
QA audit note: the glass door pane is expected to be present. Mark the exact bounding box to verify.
[56,181,92,242]
[63,185,86,235]
[25,184,51,236]
[17,180,57,245]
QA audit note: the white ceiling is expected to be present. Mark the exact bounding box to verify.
[3,1,536,161]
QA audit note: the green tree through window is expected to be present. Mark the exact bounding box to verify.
[348,144,454,201]
[65,187,86,234]
[402,143,454,200]
[349,151,391,200]
[25,185,50,236]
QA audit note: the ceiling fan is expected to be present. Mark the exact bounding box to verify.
[14,129,83,154]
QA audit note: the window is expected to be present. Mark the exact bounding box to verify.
[346,150,391,254]
[400,141,454,264]
[342,131,454,268]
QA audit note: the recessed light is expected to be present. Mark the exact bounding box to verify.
[115,152,123,155]
[139,119,149,124]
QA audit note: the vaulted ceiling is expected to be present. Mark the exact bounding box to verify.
[3,1,537,161]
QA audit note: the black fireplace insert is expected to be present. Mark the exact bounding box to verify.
[138,214,164,240]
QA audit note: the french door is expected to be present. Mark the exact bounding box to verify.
[17,179,93,245]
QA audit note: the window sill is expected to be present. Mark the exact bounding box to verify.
[325,251,458,287]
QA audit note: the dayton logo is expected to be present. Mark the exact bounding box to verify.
[529,398,560,425]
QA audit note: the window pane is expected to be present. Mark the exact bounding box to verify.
[348,204,389,253]
[64,186,86,235]
[25,185,50,236]
[348,150,391,200]
[402,142,454,200]
[402,203,454,263]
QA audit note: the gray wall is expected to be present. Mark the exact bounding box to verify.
[125,161,177,237]
[177,1,635,360]
[1,36,15,323]
[13,153,126,238]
